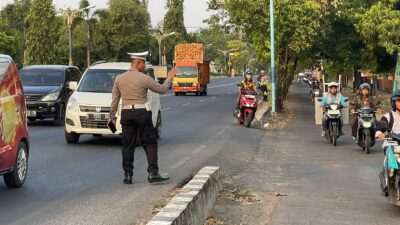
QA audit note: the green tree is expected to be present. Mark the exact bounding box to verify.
[97,0,151,61]
[0,0,31,66]
[24,0,60,65]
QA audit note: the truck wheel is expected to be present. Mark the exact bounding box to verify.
[204,91,208,96]
[65,130,80,144]
[54,104,65,126]
[196,92,199,96]
[4,142,28,188]
[175,92,179,96]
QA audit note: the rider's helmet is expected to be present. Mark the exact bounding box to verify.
[328,82,339,88]
[391,90,400,111]
[359,83,371,92]
[245,69,252,80]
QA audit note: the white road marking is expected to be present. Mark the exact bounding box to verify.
[170,156,191,169]
[211,97,217,99]
[183,103,191,106]
[160,94,174,97]
[208,83,238,89]
[161,108,171,111]
[194,145,206,154]
[199,99,205,102]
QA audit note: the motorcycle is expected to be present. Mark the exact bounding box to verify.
[352,105,380,154]
[310,88,322,102]
[318,99,348,146]
[234,89,258,128]
[379,133,400,206]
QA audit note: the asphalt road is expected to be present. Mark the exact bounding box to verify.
[223,83,400,225]
[0,77,267,225]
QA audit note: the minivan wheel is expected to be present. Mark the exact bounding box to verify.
[155,112,162,139]
[65,130,80,144]
[54,104,65,126]
[4,142,28,188]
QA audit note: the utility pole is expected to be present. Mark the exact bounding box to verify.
[270,0,276,113]
[84,5,96,67]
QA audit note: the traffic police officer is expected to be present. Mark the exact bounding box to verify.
[109,51,173,184]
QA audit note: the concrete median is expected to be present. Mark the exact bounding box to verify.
[146,166,221,225]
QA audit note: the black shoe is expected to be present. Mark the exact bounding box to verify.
[148,173,170,184]
[123,172,133,184]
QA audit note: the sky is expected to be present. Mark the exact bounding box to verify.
[0,0,212,31]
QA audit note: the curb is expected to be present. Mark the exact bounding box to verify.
[147,166,221,225]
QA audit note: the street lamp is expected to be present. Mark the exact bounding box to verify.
[152,32,176,65]
[62,5,95,66]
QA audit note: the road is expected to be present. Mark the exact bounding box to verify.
[0,77,268,225]
[214,83,400,225]
[2,78,400,225]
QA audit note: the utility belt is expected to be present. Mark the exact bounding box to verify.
[122,102,151,111]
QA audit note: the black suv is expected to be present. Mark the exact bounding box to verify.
[20,65,82,126]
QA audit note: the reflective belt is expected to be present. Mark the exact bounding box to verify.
[122,104,146,110]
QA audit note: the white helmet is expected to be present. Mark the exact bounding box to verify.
[328,82,339,88]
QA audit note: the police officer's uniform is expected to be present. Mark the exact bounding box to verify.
[110,52,171,184]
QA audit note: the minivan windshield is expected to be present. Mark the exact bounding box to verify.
[0,60,11,81]
[176,66,198,78]
[20,69,65,86]
[78,69,125,93]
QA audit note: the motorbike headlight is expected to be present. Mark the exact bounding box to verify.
[363,121,372,128]
[330,105,338,110]
[41,92,60,101]
[67,97,79,112]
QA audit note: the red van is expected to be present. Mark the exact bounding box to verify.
[0,54,29,188]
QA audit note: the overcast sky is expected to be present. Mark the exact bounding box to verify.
[0,0,212,31]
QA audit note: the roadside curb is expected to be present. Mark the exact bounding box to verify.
[147,166,221,225]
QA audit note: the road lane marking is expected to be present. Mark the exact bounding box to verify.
[194,145,206,154]
[161,108,171,111]
[208,82,239,89]
[211,97,217,99]
[183,103,191,106]
[199,99,205,102]
[170,156,191,169]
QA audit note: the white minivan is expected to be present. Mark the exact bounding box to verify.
[64,62,162,144]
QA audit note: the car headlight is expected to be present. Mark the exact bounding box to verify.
[41,92,60,101]
[67,97,79,112]
[363,121,372,128]
[192,83,198,87]
[173,82,179,86]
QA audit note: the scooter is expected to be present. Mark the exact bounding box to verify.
[352,106,380,154]
[310,88,321,102]
[379,133,400,206]
[234,90,258,128]
[318,99,348,146]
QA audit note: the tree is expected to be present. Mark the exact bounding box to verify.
[97,0,151,61]
[0,0,31,66]
[24,0,60,65]
[162,0,188,64]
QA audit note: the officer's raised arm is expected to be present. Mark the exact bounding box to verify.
[110,76,121,122]
[144,76,172,94]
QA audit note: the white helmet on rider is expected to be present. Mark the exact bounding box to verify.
[328,82,339,88]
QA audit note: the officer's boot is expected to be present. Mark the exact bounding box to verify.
[148,173,170,184]
[124,172,133,184]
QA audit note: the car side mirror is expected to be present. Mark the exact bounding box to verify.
[69,81,78,91]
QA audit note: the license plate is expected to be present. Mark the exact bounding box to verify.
[27,110,37,117]
[87,113,109,121]
[328,110,340,114]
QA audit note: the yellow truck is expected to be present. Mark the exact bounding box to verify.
[172,43,210,96]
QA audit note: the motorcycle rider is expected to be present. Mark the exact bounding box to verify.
[375,90,400,196]
[320,82,347,136]
[236,69,258,109]
[376,90,400,139]
[350,83,381,142]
